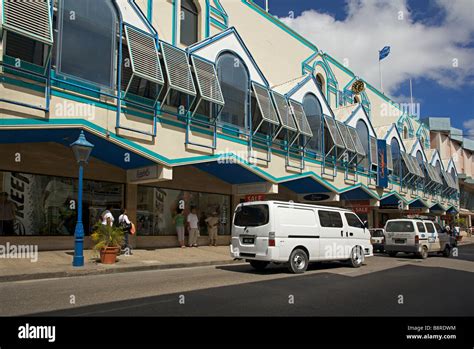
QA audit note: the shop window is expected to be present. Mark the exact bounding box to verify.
[136,186,231,236]
[391,137,401,178]
[216,52,249,130]
[0,171,123,236]
[302,93,323,153]
[180,0,199,46]
[57,0,117,89]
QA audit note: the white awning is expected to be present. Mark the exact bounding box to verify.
[370,136,378,166]
[324,115,345,149]
[191,55,224,106]
[336,121,356,154]
[347,126,366,157]
[271,91,298,132]
[161,42,197,97]
[252,83,280,126]
[289,100,312,138]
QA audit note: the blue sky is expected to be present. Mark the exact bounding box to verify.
[253,0,474,138]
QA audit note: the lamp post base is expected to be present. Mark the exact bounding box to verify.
[73,221,85,267]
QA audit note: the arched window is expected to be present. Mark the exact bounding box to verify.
[403,126,408,139]
[416,150,423,165]
[421,136,425,145]
[180,0,199,46]
[356,120,370,169]
[303,93,323,153]
[57,0,117,89]
[354,96,360,104]
[217,52,249,129]
[316,74,325,95]
[391,137,401,177]
[450,168,456,181]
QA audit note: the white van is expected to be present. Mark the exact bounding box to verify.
[230,201,373,273]
[384,219,454,259]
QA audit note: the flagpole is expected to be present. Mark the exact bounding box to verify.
[379,53,383,93]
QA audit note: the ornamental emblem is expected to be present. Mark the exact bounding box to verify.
[351,79,365,94]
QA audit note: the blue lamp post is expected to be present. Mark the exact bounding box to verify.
[70,131,94,267]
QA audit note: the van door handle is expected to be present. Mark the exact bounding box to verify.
[341,231,343,237]
[349,232,353,236]
[346,232,348,237]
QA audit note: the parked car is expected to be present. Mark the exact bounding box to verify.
[230,201,373,274]
[369,228,385,253]
[384,219,454,259]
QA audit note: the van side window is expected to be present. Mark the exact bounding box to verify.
[318,210,343,228]
[425,222,435,233]
[416,222,426,232]
[345,213,364,228]
[434,223,443,234]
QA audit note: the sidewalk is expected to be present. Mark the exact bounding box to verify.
[0,245,238,283]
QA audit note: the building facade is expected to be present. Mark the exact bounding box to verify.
[0,0,464,250]
[425,117,474,228]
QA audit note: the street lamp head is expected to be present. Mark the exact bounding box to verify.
[70,131,94,164]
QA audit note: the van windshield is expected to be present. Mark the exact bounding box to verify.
[234,204,269,227]
[386,221,415,233]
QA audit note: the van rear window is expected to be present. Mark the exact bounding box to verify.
[386,221,415,232]
[234,204,269,227]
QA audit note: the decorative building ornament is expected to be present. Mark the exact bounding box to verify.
[351,79,365,94]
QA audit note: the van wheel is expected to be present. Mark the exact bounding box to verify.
[418,246,428,259]
[442,245,451,258]
[388,252,397,257]
[249,260,269,271]
[349,246,364,268]
[288,249,308,274]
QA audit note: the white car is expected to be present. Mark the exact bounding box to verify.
[230,201,373,273]
[384,219,454,259]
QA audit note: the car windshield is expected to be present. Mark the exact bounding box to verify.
[386,221,415,233]
[370,230,384,237]
[234,204,269,227]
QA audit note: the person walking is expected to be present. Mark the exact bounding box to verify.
[101,205,114,227]
[0,192,16,235]
[118,208,133,255]
[174,208,186,248]
[205,211,219,246]
[187,206,199,247]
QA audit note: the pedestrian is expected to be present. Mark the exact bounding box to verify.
[174,208,186,248]
[0,192,16,236]
[205,211,219,246]
[187,206,199,247]
[101,205,114,227]
[118,208,133,255]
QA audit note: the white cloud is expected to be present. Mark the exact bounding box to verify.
[279,0,474,96]
[463,119,474,140]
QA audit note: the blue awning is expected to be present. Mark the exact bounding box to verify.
[0,128,155,169]
[280,176,333,194]
[409,198,429,209]
[380,192,406,208]
[430,202,447,213]
[193,161,266,184]
[340,186,378,201]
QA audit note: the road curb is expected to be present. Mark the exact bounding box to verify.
[0,259,243,283]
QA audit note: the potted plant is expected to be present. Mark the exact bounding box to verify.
[91,223,124,264]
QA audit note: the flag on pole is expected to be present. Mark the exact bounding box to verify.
[379,46,390,61]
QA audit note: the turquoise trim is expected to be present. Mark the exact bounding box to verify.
[147,0,153,22]
[205,0,229,37]
[172,0,177,45]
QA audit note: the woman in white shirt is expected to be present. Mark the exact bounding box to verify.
[101,205,114,226]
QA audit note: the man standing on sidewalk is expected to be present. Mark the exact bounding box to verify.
[187,206,199,247]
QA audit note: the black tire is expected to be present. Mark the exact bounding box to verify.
[349,246,364,268]
[388,251,397,257]
[249,260,269,271]
[442,245,451,258]
[418,246,428,259]
[288,249,309,274]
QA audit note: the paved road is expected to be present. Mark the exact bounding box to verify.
[1,245,473,316]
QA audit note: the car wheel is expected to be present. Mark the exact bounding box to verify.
[249,260,269,271]
[388,251,397,257]
[288,249,308,274]
[419,246,428,259]
[442,245,451,258]
[349,246,364,268]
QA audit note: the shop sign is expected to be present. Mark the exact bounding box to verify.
[127,165,160,183]
[353,206,370,214]
[245,194,265,202]
[377,140,388,188]
[298,192,338,203]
